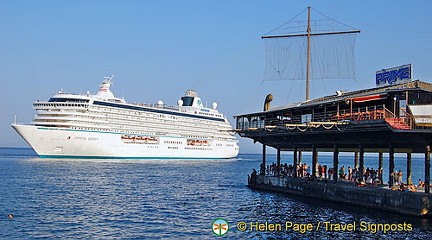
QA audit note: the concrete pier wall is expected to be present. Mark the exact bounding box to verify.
[250,175,432,218]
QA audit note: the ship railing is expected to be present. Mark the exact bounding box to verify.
[136,103,179,110]
[33,102,89,109]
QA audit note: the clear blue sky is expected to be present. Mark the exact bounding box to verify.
[1,0,431,153]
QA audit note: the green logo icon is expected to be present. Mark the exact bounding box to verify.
[212,218,229,236]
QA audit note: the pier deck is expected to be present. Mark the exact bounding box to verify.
[249,175,432,217]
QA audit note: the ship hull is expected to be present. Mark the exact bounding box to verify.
[12,124,239,159]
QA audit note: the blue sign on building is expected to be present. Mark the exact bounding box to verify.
[376,64,412,87]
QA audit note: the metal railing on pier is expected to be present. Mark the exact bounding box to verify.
[236,104,428,131]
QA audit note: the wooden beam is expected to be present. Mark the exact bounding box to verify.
[389,143,395,188]
[333,144,339,183]
[277,147,281,175]
[261,144,266,175]
[293,144,298,177]
[425,145,431,193]
[312,144,318,177]
[262,30,361,39]
[359,145,365,181]
[379,152,384,184]
[407,152,412,185]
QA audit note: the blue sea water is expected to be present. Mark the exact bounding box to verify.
[0,147,431,239]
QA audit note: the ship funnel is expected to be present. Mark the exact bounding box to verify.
[264,94,273,111]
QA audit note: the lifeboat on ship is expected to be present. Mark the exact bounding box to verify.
[147,137,159,144]
[121,135,135,143]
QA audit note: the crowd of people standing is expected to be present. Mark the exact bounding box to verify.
[249,161,427,193]
[262,162,383,184]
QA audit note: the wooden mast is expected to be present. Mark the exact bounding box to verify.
[306,6,311,101]
[262,7,360,101]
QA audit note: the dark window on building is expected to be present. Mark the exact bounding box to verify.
[408,92,432,105]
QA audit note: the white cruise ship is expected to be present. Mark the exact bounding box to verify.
[12,76,239,159]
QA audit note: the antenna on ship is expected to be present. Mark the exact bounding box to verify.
[104,75,114,83]
[262,7,360,101]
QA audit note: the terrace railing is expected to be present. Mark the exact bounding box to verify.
[236,104,427,131]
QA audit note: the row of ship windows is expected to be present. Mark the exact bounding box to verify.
[54,124,226,144]
[106,117,218,128]
[185,147,213,150]
[36,105,224,125]
[51,114,221,132]
[47,127,228,141]
[164,141,182,145]
[109,123,219,136]
[70,127,108,132]
[168,143,234,148]
[109,124,216,139]
[75,125,217,140]
[38,108,223,129]
[34,103,87,108]
[199,112,222,118]
[93,107,219,124]
[105,119,223,137]
[37,116,228,139]
[39,116,222,136]
[37,102,222,121]
[88,113,221,130]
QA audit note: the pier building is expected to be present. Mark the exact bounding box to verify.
[235,80,432,217]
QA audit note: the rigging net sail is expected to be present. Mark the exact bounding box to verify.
[262,7,360,100]
[263,33,357,81]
